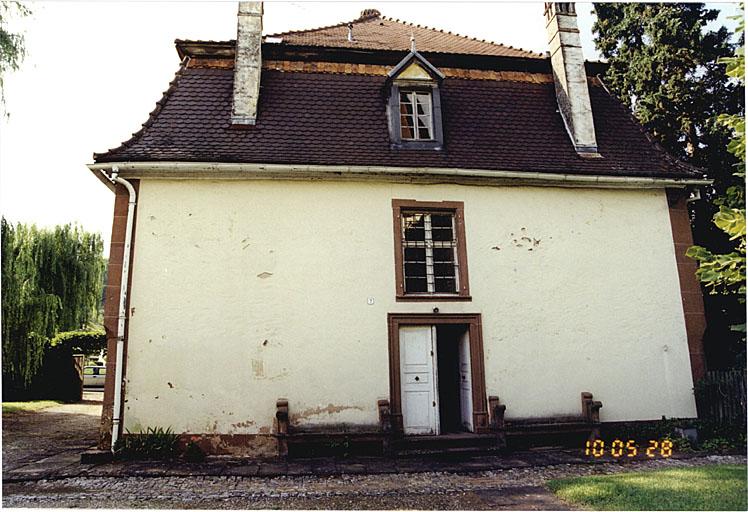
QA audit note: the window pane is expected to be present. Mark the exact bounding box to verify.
[431,214,454,241]
[431,215,452,228]
[433,262,455,278]
[434,278,456,293]
[418,127,431,139]
[404,247,426,262]
[403,214,425,241]
[433,247,454,263]
[405,262,427,277]
[401,122,415,140]
[100,367,106,375]
[405,277,428,293]
[400,93,415,140]
[83,368,94,375]
[415,93,431,116]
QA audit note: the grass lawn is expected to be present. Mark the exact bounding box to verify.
[548,464,747,511]
[2,400,62,414]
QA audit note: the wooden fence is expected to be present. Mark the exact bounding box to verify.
[695,369,747,424]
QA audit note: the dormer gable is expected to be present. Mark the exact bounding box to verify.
[388,50,446,83]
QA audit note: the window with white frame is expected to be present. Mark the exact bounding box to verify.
[399,90,434,141]
[401,211,458,293]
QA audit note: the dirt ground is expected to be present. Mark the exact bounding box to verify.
[2,390,102,474]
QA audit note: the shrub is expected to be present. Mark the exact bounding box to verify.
[183,441,206,463]
[114,427,179,460]
[50,330,106,355]
[666,435,695,453]
[700,437,735,453]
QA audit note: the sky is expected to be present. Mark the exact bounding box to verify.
[0,1,741,255]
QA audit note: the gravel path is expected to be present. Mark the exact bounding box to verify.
[4,455,744,509]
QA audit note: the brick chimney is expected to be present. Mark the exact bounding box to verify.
[544,3,599,157]
[232,2,263,125]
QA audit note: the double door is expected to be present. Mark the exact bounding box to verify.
[399,326,473,435]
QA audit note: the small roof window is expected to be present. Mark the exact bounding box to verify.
[387,48,444,149]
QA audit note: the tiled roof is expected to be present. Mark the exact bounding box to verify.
[266,9,543,59]
[93,66,700,179]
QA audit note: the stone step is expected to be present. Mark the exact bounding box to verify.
[396,445,504,458]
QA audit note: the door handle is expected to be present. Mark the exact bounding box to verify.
[415,376,420,381]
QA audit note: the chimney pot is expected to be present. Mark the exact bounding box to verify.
[358,8,381,20]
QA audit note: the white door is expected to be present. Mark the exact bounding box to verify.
[459,330,474,432]
[400,326,439,435]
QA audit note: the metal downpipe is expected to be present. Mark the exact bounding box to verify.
[102,167,137,453]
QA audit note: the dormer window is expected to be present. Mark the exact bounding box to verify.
[387,49,444,149]
[400,90,434,141]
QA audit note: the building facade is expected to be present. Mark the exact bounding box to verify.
[91,3,708,456]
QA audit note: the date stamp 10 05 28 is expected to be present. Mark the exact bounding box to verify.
[585,439,674,458]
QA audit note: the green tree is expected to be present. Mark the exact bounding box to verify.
[592,3,743,197]
[0,1,30,103]
[1,219,105,386]
[687,9,746,335]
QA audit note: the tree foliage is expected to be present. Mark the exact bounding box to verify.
[592,3,743,198]
[687,8,746,333]
[0,1,30,101]
[1,219,105,385]
[50,330,106,355]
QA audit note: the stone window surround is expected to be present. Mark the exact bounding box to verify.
[392,199,471,302]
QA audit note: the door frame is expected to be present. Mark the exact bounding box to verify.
[387,313,489,435]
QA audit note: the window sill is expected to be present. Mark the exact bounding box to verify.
[390,142,443,151]
[396,294,472,302]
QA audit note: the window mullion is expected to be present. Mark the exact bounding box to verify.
[451,214,459,292]
[410,92,418,141]
[424,213,435,293]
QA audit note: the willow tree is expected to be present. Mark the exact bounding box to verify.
[1,219,105,386]
[0,1,30,107]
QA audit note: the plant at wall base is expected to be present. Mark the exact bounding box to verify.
[113,427,180,460]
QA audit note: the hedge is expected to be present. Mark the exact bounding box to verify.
[50,330,106,355]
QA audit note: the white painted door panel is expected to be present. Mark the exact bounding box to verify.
[400,326,439,435]
[459,330,474,432]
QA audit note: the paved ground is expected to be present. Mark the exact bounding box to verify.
[2,396,746,509]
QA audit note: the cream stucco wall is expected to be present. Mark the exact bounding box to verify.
[122,179,696,435]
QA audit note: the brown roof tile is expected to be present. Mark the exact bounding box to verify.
[93,67,700,179]
[266,9,543,58]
